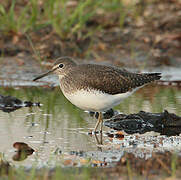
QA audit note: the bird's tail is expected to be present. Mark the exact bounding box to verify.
[143,73,162,82]
[130,72,161,88]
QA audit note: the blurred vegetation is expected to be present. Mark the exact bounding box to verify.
[0,152,180,180]
[0,0,143,38]
[0,0,180,61]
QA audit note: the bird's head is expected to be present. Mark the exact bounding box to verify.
[33,57,77,81]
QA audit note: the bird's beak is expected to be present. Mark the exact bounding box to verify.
[33,67,58,81]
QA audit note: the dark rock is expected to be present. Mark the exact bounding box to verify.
[0,94,41,113]
[104,110,181,136]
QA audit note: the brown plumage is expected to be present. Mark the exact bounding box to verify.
[55,59,161,95]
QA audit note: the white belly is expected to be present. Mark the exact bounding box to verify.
[61,88,136,112]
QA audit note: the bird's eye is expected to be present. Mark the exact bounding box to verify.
[59,64,64,68]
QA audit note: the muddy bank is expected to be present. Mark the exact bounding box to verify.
[1,151,181,179]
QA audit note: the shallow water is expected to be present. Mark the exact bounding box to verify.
[0,85,180,167]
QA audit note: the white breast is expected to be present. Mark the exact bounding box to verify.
[61,88,136,112]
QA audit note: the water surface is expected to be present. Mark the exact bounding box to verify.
[0,85,180,167]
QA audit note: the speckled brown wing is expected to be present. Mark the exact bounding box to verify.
[63,64,161,95]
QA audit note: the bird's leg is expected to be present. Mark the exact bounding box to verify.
[99,113,103,133]
[94,118,100,132]
[94,112,103,133]
[94,133,103,147]
[99,129,103,144]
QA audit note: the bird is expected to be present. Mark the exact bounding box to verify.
[33,57,161,132]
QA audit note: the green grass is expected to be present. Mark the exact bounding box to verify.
[1,159,181,180]
[0,0,149,58]
[0,0,40,35]
[25,34,43,62]
[0,165,94,180]
[171,153,177,177]
[0,0,144,39]
[43,0,103,39]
